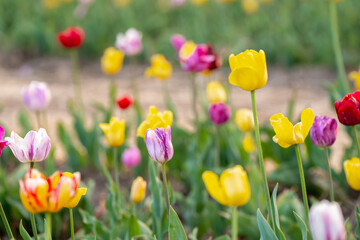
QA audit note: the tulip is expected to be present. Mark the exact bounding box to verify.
[171,0,186,7]
[101,47,125,75]
[309,200,346,240]
[145,54,172,81]
[202,165,251,206]
[241,0,259,14]
[334,91,360,126]
[243,133,255,153]
[117,95,133,110]
[209,103,231,125]
[0,125,8,157]
[191,0,207,5]
[115,28,142,56]
[171,34,186,52]
[114,0,131,7]
[179,41,216,72]
[206,81,227,104]
[349,66,360,90]
[235,108,254,132]
[145,126,174,164]
[43,0,61,9]
[344,157,360,191]
[121,147,141,168]
[270,108,315,148]
[130,176,147,203]
[22,81,51,111]
[57,26,85,49]
[137,105,173,138]
[99,117,125,147]
[310,115,337,148]
[6,128,51,163]
[228,49,267,91]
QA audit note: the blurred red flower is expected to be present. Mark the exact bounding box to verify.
[117,95,133,110]
[335,91,360,126]
[57,26,85,49]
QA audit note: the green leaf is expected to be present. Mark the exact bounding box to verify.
[19,219,32,240]
[214,235,231,240]
[148,159,163,220]
[18,110,33,134]
[169,206,188,240]
[293,211,309,240]
[127,215,141,240]
[271,183,286,240]
[355,207,360,238]
[257,209,279,240]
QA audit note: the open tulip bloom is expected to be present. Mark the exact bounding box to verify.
[0,125,8,157]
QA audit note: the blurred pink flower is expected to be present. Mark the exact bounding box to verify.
[179,41,216,72]
[22,81,51,111]
[0,125,8,157]
[171,34,186,53]
[171,0,186,7]
[209,103,231,125]
[115,28,142,56]
[121,146,141,168]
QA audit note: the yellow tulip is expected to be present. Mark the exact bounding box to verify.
[228,49,267,91]
[206,81,227,104]
[349,67,360,90]
[202,165,251,206]
[145,54,172,81]
[270,108,315,148]
[137,106,173,138]
[130,176,147,203]
[191,0,208,6]
[241,0,259,15]
[243,133,255,153]
[43,0,61,9]
[99,117,126,147]
[235,108,254,132]
[114,0,131,7]
[344,157,360,191]
[101,47,124,75]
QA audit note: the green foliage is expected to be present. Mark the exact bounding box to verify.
[169,206,188,240]
[257,209,279,240]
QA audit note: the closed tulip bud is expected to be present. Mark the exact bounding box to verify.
[115,28,142,56]
[171,34,186,52]
[145,54,172,81]
[117,95,133,110]
[0,125,8,157]
[137,105,173,138]
[57,26,85,49]
[145,126,174,164]
[310,115,337,147]
[101,47,124,75]
[235,108,254,132]
[121,147,141,168]
[344,157,360,191]
[99,117,125,147]
[310,200,346,240]
[209,103,231,125]
[243,133,255,153]
[6,128,51,163]
[202,165,251,206]
[206,81,227,104]
[22,81,51,111]
[130,176,147,203]
[349,67,360,90]
[334,91,360,126]
[241,0,259,14]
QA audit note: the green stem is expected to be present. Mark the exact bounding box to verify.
[113,147,120,199]
[294,145,310,223]
[69,208,75,240]
[250,90,275,230]
[324,147,334,202]
[162,163,170,220]
[352,126,360,157]
[190,73,199,129]
[71,50,84,111]
[45,212,52,240]
[30,162,35,169]
[329,1,350,94]
[0,202,14,239]
[35,111,41,129]
[109,76,117,117]
[30,213,38,240]
[214,125,220,168]
[231,206,238,240]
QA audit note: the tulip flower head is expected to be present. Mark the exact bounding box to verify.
[228,49,267,91]
[241,0,259,14]
[270,108,315,148]
[0,125,8,157]
[121,146,141,168]
[114,0,131,8]
[57,26,85,49]
[6,128,51,163]
[171,34,186,52]
[243,133,255,153]
[99,117,125,147]
[310,115,337,148]
[22,81,51,111]
[202,165,251,206]
[117,95,133,110]
[101,47,125,75]
[349,66,360,90]
[209,103,231,125]
[335,91,360,126]
[309,200,346,240]
[235,108,254,132]
[145,54,172,81]
[130,176,147,203]
[137,105,173,138]
[145,126,174,164]
[115,28,142,56]
[344,157,360,191]
[179,41,216,72]
[206,81,227,104]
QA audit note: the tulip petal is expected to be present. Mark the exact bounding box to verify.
[6,132,27,162]
[270,113,295,148]
[64,187,87,208]
[202,171,228,206]
[229,66,262,91]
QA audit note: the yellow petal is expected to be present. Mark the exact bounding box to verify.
[65,188,87,208]
[130,177,147,203]
[202,171,228,206]
[293,108,315,144]
[243,133,255,153]
[270,113,296,148]
[344,157,360,191]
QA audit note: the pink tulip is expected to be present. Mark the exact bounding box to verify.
[115,28,142,56]
[121,147,141,168]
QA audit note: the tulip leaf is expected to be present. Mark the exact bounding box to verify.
[257,209,279,240]
[19,219,32,240]
[169,206,188,240]
[293,211,309,240]
[271,183,286,240]
[214,235,231,240]
[355,207,360,238]
[148,159,163,238]
[127,215,141,240]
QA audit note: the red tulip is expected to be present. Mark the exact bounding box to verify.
[57,26,85,49]
[117,95,133,110]
[334,91,360,126]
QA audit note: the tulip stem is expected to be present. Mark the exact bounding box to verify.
[214,125,220,168]
[35,111,41,128]
[69,209,75,240]
[0,202,14,239]
[71,50,84,113]
[250,90,275,230]
[113,147,120,201]
[295,144,310,223]
[231,206,238,240]
[190,73,199,130]
[324,147,334,202]
[352,126,360,157]
[109,76,117,117]
[30,213,39,240]
[162,163,170,220]
[45,212,52,240]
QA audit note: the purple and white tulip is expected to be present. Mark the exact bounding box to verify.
[0,125,8,157]
[310,115,337,148]
[115,28,142,56]
[121,146,141,168]
[22,81,51,111]
[5,128,51,163]
[209,103,231,125]
[145,126,174,164]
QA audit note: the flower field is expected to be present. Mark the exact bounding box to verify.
[1,0,360,240]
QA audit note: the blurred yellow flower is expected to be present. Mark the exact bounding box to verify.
[206,81,227,104]
[235,108,254,132]
[99,117,126,147]
[218,0,235,3]
[241,0,259,15]
[191,0,208,6]
[243,133,255,153]
[101,47,124,75]
[202,165,251,206]
[270,108,315,148]
[130,177,147,203]
[261,0,274,3]
[228,49,267,91]
[137,106,173,138]
[145,54,172,81]
[43,0,61,9]
[114,0,131,7]
[344,157,360,191]
[349,67,360,90]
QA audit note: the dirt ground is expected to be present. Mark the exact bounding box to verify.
[0,58,351,170]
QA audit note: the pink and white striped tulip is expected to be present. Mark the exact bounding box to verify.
[145,126,174,164]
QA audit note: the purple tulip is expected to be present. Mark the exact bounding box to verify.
[209,103,231,125]
[121,146,141,168]
[22,81,51,111]
[115,28,142,56]
[145,126,174,164]
[5,128,51,163]
[0,125,8,157]
[310,200,346,240]
[310,115,337,147]
[171,34,186,53]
